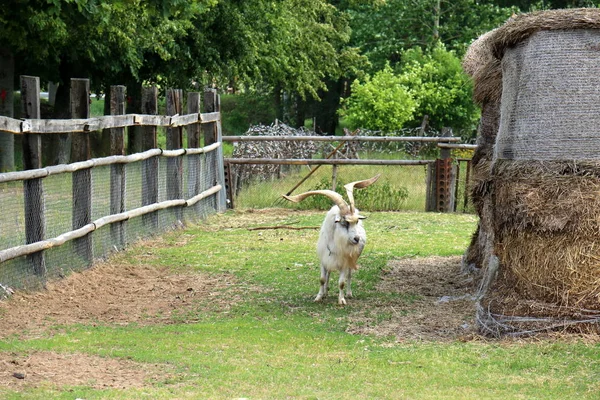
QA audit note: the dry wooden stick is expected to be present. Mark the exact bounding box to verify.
[282,129,359,197]
[248,226,319,231]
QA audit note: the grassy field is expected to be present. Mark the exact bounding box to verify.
[1,209,599,399]
[233,157,473,214]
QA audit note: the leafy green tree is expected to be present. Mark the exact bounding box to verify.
[341,64,417,132]
[347,0,515,72]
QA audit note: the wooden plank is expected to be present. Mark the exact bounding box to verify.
[171,112,200,127]
[134,114,171,127]
[224,158,434,166]
[221,135,462,143]
[200,112,220,123]
[161,149,186,157]
[0,116,22,133]
[0,149,162,183]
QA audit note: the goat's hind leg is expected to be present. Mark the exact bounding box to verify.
[337,269,348,305]
[346,269,353,299]
[314,265,330,302]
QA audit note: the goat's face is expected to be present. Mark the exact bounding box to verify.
[335,212,365,246]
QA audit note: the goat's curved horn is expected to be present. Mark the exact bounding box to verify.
[344,174,381,213]
[283,190,351,215]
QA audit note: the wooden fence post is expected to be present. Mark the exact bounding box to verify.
[166,88,184,222]
[141,86,159,230]
[110,85,126,249]
[187,92,201,148]
[186,92,203,212]
[70,78,93,264]
[202,89,218,146]
[203,89,227,211]
[20,75,46,277]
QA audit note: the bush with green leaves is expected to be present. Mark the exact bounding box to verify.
[340,65,417,133]
[341,44,479,134]
[398,44,480,131]
[295,177,409,211]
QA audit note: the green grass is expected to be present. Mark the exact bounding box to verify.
[235,161,431,212]
[2,210,600,399]
[233,150,474,213]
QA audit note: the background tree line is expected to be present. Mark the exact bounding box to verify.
[0,0,598,170]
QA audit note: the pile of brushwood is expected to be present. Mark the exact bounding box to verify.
[230,122,320,193]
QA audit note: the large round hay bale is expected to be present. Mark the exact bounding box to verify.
[465,9,600,336]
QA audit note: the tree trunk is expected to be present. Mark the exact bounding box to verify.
[433,0,441,42]
[312,78,343,135]
[274,83,283,122]
[90,84,112,158]
[47,58,74,165]
[294,93,307,129]
[0,47,15,171]
[126,79,143,154]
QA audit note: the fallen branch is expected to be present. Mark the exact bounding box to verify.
[248,225,319,231]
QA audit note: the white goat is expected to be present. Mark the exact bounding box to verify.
[283,175,380,305]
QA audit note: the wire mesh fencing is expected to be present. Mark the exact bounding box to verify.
[0,147,222,295]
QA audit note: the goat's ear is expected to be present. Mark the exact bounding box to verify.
[334,215,342,223]
[358,214,367,220]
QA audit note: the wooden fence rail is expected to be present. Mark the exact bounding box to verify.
[0,112,221,135]
[222,135,461,143]
[225,158,433,166]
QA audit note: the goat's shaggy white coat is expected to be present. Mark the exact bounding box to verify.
[315,205,366,305]
[283,174,379,305]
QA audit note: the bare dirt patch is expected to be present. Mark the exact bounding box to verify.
[0,261,239,340]
[348,256,478,341]
[0,351,170,390]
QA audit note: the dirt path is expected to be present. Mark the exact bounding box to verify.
[0,253,478,389]
[348,256,478,341]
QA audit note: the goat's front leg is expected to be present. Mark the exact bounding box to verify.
[338,269,348,305]
[314,265,330,302]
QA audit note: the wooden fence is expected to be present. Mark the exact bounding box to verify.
[222,133,474,212]
[0,76,226,291]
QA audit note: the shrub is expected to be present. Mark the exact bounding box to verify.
[296,177,409,211]
[340,65,417,133]
[398,44,480,131]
